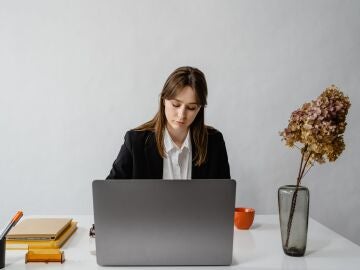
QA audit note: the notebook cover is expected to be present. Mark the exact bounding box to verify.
[6,221,77,250]
[6,218,72,240]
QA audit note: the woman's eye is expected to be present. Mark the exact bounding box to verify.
[187,106,196,111]
[172,103,180,108]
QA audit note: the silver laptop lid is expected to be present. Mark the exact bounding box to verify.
[92,179,236,266]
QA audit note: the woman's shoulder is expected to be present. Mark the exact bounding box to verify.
[120,129,155,151]
[205,126,226,144]
[206,126,224,137]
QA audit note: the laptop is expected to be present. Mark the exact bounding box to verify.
[92,179,236,266]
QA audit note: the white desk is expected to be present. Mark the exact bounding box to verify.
[4,215,360,269]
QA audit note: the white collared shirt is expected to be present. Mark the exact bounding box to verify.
[162,128,192,180]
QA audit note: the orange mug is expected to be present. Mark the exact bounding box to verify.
[234,207,255,230]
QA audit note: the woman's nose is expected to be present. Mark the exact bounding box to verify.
[178,106,186,119]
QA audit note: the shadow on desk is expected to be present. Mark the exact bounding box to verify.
[306,238,359,257]
[251,222,278,230]
[306,238,331,256]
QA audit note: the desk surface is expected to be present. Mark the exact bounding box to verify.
[4,215,360,269]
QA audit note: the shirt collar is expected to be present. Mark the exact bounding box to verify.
[164,128,191,154]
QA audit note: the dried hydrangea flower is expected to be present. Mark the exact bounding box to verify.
[280,85,351,174]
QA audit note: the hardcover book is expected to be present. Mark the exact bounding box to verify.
[6,221,77,250]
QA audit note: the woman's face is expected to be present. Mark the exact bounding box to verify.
[164,86,201,134]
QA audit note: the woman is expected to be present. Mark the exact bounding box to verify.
[106,66,230,179]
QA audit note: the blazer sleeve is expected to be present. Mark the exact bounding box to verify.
[217,132,231,179]
[106,131,133,179]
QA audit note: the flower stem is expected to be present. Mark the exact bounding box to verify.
[285,148,312,249]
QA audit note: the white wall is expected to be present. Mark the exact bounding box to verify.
[1,0,359,244]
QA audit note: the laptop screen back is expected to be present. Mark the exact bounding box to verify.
[92,179,236,266]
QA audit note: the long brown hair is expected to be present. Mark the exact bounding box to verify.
[135,66,208,166]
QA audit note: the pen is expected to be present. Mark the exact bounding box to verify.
[0,211,23,240]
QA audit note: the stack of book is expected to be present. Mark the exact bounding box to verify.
[5,218,77,250]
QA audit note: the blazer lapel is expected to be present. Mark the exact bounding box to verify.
[191,137,203,179]
[191,155,199,179]
[144,133,163,179]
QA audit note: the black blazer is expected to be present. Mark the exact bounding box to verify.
[106,128,230,179]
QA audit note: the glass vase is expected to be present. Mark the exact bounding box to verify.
[278,185,309,257]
